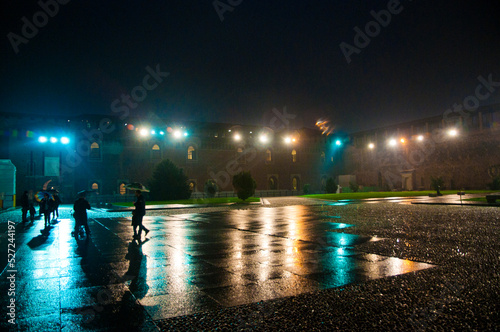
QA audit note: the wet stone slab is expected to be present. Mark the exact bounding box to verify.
[0,204,435,328]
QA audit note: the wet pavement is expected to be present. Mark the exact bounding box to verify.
[1,197,498,331]
[0,201,436,331]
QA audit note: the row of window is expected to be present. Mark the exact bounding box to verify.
[88,142,332,163]
[88,173,337,195]
[90,176,303,195]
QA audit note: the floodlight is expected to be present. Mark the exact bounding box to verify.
[139,128,149,136]
[417,135,424,141]
[335,139,342,146]
[368,143,375,149]
[38,136,48,143]
[259,134,268,143]
[60,137,70,144]
[448,129,458,137]
[388,139,397,146]
[233,133,241,141]
[50,137,58,143]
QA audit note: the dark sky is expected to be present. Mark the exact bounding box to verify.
[2,0,500,132]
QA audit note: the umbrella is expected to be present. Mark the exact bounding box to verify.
[76,190,96,198]
[35,191,52,202]
[125,182,150,192]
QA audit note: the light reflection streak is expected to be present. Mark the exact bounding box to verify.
[162,218,189,294]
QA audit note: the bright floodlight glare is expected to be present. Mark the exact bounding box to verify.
[159,131,165,135]
[448,129,458,137]
[417,135,424,141]
[259,134,268,143]
[38,136,48,143]
[335,139,341,146]
[400,138,405,143]
[139,128,149,136]
[233,133,241,141]
[368,143,375,149]
[173,130,182,138]
[50,137,58,143]
[389,139,397,146]
[284,137,292,144]
[183,132,188,137]
[151,130,156,135]
[60,137,70,144]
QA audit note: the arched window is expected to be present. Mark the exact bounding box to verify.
[291,149,297,163]
[266,149,272,163]
[92,182,99,191]
[119,183,126,195]
[236,147,246,164]
[189,181,196,192]
[152,144,161,159]
[90,142,100,159]
[268,176,278,190]
[292,177,299,191]
[187,146,196,160]
[320,151,326,163]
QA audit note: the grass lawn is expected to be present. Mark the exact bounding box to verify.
[302,190,494,201]
[114,197,260,207]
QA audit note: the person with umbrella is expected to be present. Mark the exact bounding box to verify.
[132,190,149,241]
[73,191,91,239]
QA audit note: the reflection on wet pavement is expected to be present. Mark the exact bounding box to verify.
[0,205,435,328]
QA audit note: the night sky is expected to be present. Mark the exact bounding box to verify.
[2,0,499,132]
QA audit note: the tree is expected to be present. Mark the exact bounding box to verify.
[488,176,500,190]
[204,179,218,198]
[232,171,256,201]
[430,176,444,196]
[325,177,336,193]
[303,183,311,195]
[148,159,191,201]
[349,181,359,193]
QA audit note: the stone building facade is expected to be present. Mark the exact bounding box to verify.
[1,105,498,205]
[342,105,500,190]
[0,112,339,202]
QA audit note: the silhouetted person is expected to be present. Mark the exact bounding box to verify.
[73,192,91,239]
[132,190,149,241]
[28,190,35,223]
[20,191,29,224]
[52,192,61,220]
[39,193,51,232]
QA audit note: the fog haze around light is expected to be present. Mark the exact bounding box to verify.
[1,1,499,133]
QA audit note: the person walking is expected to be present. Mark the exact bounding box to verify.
[20,191,29,224]
[132,190,149,241]
[73,192,91,239]
[52,192,61,220]
[39,193,51,232]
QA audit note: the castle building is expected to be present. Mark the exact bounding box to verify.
[343,104,500,191]
[0,112,338,203]
[1,104,498,206]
